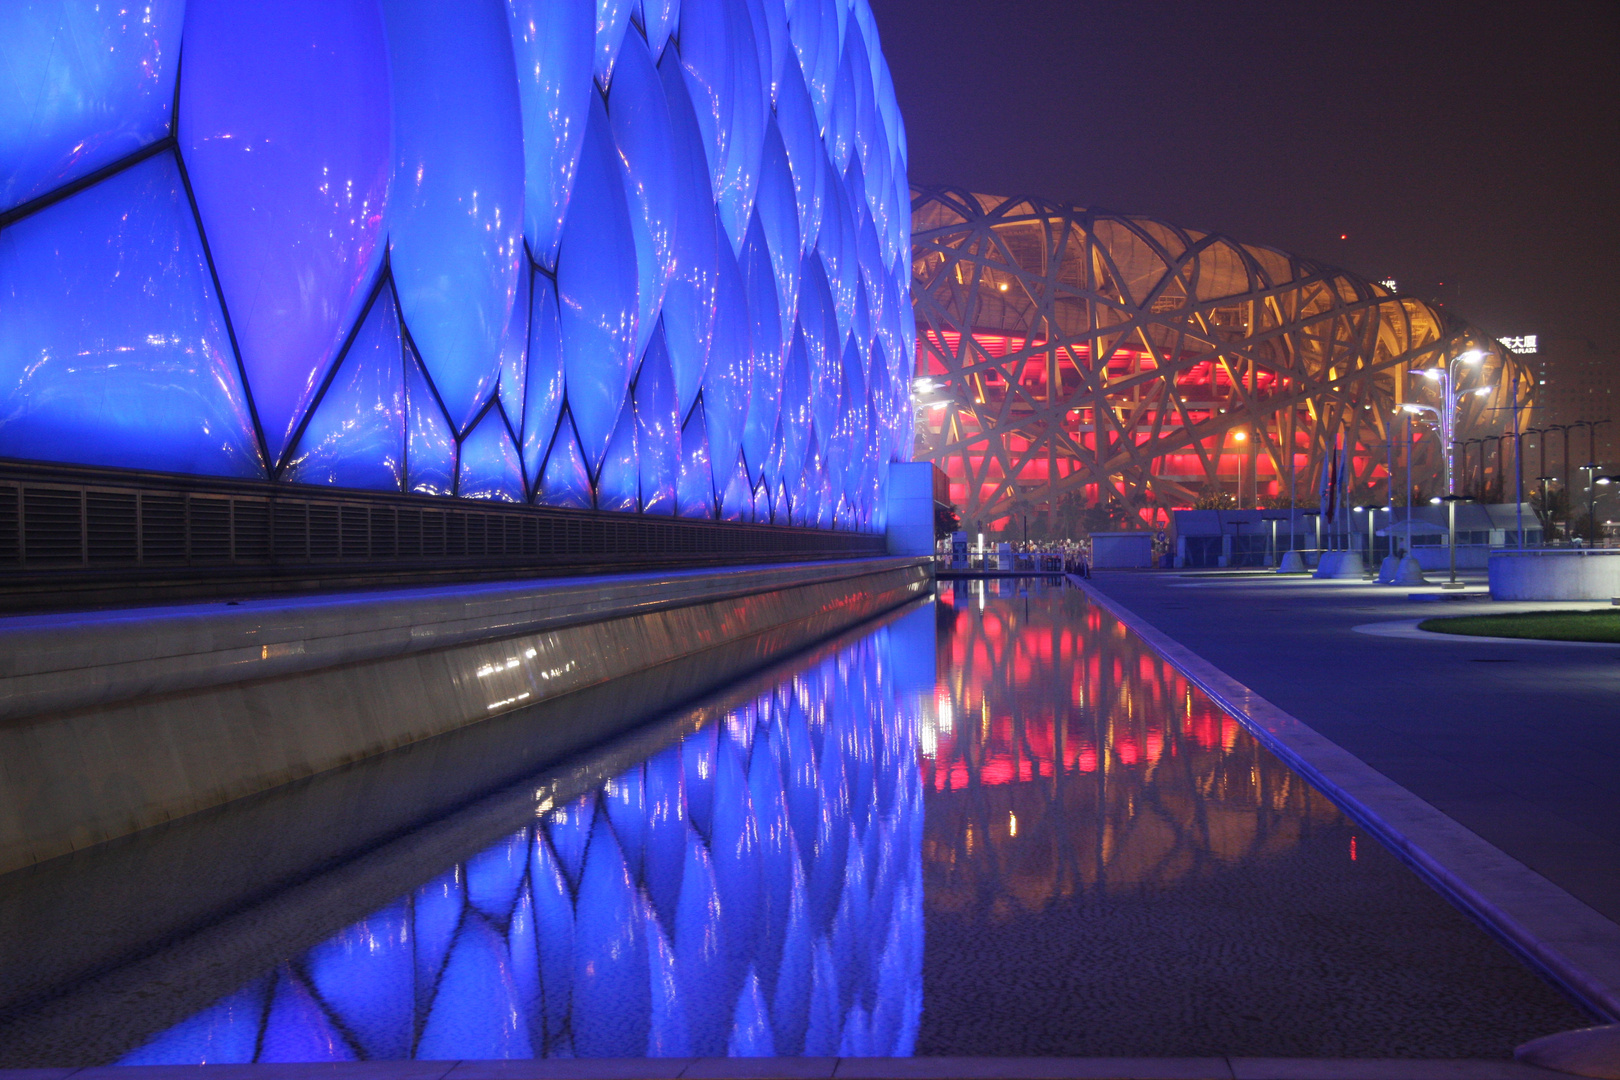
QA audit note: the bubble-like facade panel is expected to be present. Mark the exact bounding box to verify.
[0,0,910,532]
[910,189,1535,532]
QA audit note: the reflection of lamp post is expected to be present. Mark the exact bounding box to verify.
[1434,493,1472,589]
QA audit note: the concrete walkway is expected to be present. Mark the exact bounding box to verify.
[1082,571,1620,926]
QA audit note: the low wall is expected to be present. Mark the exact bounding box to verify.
[0,558,930,875]
[1410,544,1491,571]
[1489,549,1620,601]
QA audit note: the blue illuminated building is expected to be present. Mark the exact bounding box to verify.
[0,0,914,531]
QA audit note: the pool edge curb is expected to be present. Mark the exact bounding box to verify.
[1068,575,1620,1024]
[0,1056,1584,1079]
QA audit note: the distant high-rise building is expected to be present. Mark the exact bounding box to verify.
[1529,337,1618,466]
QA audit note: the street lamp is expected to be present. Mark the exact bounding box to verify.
[1580,464,1610,547]
[1534,476,1557,543]
[1432,493,1473,589]
[1354,505,1377,577]
[1596,476,1620,547]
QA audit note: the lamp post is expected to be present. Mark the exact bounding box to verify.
[1405,349,1492,584]
[1596,476,1620,547]
[1355,505,1376,576]
[1535,476,1555,542]
[1434,494,1471,589]
[1579,464,1604,547]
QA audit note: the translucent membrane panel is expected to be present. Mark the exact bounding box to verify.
[179,0,393,467]
[755,118,802,335]
[283,289,406,491]
[558,94,639,472]
[774,58,824,254]
[0,0,182,212]
[596,398,640,513]
[778,328,812,481]
[594,0,634,87]
[796,429,822,526]
[715,0,766,256]
[751,475,771,522]
[677,0,733,189]
[537,411,592,509]
[381,0,525,433]
[819,161,858,340]
[751,0,788,104]
[658,51,721,418]
[798,254,841,447]
[741,215,783,481]
[834,337,866,500]
[677,399,715,518]
[609,31,677,362]
[0,153,263,478]
[641,0,681,60]
[719,449,751,520]
[521,274,566,483]
[498,264,532,432]
[457,407,526,502]
[406,346,456,495]
[703,243,752,483]
[791,0,837,133]
[635,326,680,514]
[506,0,593,268]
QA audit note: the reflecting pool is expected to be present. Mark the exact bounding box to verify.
[0,581,1590,1064]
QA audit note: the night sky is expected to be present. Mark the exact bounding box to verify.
[870,0,1619,355]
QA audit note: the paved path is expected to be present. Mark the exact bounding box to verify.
[1083,571,1620,925]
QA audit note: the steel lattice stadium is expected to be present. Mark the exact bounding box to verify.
[909,188,1534,533]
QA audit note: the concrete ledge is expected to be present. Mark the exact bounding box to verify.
[0,559,929,875]
[1069,575,1620,1023]
[1489,550,1620,601]
[0,560,921,720]
[0,1058,1579,1080]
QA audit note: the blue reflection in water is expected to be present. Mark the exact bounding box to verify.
[119,624,924,1061]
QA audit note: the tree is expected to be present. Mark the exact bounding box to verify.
[933,502,961,540]
[1193,487,1236,510]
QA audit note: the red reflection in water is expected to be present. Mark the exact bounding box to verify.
[920,580,1344,903]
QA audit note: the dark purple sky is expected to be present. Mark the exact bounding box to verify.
[869,0,1619,354]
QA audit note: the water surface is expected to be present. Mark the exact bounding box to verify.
[0,581,1589,1063]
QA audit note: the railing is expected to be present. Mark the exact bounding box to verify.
[0,460,887,606]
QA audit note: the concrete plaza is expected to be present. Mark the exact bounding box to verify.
[1083,570,1620,927]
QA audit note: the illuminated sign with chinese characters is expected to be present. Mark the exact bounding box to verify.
[1499,335,1538,355]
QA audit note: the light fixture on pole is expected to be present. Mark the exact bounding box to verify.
[1354,505,1376,578]
[1432,494,1473,589]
